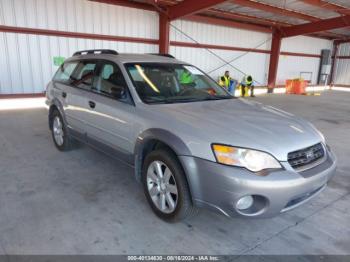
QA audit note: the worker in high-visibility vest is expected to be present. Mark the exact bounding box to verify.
[219,71,237,96]
[180,69,194,85]
[219,71,231,89]
[240,75,255,97]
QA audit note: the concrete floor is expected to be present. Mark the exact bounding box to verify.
[0,90,349,255]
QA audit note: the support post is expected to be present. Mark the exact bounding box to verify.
[329,41,339,87]
[159,13,170,54]
[267,30,282,93]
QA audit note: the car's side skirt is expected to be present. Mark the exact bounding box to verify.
[68,127,135,168]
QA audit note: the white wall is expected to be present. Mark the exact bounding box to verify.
[0,0,159,38]
[277,36,332,85]
[169,20,332,86]
[334,43,350,85]
[0,33,158,94]
[170,19,271,85]
[0,0,158,94]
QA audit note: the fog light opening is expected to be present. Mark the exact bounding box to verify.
[236,195,254,210]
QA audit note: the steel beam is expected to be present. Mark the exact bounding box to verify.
[334,38,350,45]
[231,0,319,22]
[185,15,272,33]
[203,8,290,27]
[168,0,228,20]
[282,15,350,38]
[159,13,170,53]
[89,0,155,11]
[301,0,350,16]
[202,9,339,39]
[267,30,282,91]
[0,25,159,44]
[170,41,270,54]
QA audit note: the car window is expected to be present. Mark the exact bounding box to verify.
[54,62,79,84]
[70,61,97,90]
[125,63,231,104]
[101,64,114,79]
[94,62,128,99]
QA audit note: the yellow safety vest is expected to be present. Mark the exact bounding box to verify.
[245,76,253,86]
[219,76,230,88]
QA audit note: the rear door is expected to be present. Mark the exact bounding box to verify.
[58,60,98,136]
[84,60,137,163]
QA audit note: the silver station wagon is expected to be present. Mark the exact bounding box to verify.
[46,49,337,222]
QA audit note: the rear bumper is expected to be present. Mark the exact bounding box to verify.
[179,150,337,218]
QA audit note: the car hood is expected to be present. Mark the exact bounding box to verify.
[154,98,323,161]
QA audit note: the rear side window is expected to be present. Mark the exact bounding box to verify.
[54,62,79,84]
[70,61,98,90]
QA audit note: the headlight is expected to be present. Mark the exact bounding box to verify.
[212,144,282,172]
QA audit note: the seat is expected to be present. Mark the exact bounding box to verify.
[98,72,126,95]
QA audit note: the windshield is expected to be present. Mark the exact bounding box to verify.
[125,63,232,104]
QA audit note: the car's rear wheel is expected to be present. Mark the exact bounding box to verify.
[142,149,196,222]
[51,109,71,151]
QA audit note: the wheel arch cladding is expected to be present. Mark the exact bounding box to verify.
[133,128,191,182]
[48,98,66,129]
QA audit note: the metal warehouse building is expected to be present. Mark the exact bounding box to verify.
[0,0,349,96]
[0,0,350,258]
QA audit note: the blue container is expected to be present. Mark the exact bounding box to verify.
[228,79,237,95]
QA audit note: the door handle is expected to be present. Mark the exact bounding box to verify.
[62,92,67,98]
[88,101,96,109]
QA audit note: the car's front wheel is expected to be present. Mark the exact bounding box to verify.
[142,149,196,222]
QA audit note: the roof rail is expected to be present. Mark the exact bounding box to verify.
[73,49,118,56]
[149,53,175,59]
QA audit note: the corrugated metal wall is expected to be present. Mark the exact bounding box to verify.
[278,36,332,85]
[0,33,158,94]
[0,0,334,94]
[0,0,159,38]
[169,20,332,86]
[0,0,159,94]
[170,19,271,85]
[334,43,350,85]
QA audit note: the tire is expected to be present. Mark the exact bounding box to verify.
[142,149,196,222]
[50,109,71,151]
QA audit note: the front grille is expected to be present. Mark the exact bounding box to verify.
[288,143,325,170]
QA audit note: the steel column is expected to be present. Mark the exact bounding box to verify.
[267,30,282,92]
[159,13,170,54]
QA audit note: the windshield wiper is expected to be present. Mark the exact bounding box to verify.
[203,95,234,100]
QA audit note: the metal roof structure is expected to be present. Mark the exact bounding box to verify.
[93,0,350,40]
[90,0,350,88]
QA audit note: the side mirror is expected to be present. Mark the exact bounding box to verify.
[110,86,126,99]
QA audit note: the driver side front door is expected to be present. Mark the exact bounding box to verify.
[84,60,136,164]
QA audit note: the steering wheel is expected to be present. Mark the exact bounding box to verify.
[177,84,196,96]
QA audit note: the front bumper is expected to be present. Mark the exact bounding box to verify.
[179,150,337,218]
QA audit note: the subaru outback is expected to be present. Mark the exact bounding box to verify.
[46,49,337,222]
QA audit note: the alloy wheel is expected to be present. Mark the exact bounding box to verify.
[146,160,178,214]
[53,116,64,146]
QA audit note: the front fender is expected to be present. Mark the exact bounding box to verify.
[133,128,192,181]
[48,98,66,129]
